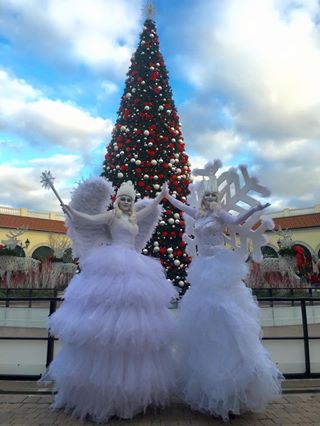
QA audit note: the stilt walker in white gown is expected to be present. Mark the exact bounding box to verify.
[164,160,283,421]
[40,176,177,423]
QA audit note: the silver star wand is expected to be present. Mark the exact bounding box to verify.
[40,171,69,216]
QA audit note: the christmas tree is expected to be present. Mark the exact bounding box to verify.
[101,12,191,295]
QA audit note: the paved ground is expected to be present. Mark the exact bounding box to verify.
[1,393,320,425]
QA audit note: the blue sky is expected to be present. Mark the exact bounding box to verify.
[0,0,320,212]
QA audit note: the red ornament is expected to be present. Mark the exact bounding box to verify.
[123,109,130,120]
[138,181,145,187]
[150,71,158,81]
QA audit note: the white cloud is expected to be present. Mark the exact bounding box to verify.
[0,69,112,152]
[0,0,142,75]
[0,155,84,210]
[188,129,243,162]
[100,80,119,96]
[178,0,320,139]
[173,0,320,210]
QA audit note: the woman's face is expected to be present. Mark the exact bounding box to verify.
[203,192,218,208]
[118,195,133,213]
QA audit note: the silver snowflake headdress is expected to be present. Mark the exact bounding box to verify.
[189,160,222,206]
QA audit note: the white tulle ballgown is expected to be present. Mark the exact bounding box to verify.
[177,213,283,421]
[41,179,177,423]
[167,183,283,421]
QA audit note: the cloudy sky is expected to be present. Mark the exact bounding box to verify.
[1,0,319,212]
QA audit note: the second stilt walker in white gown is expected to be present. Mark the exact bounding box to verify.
[41,177,177,423]
[164,160,283,421]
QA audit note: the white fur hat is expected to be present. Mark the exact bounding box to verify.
[116,180,136,200]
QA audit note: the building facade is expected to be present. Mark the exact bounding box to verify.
[0,204,320,269]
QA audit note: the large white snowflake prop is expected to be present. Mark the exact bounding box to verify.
[184,160,274,262]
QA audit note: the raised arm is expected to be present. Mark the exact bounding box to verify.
[135,190,164,221]
[62,204,113,225]
[218,202,270,225]
[163,183,197,219]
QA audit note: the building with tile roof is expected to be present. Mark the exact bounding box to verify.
[0,204,320,269]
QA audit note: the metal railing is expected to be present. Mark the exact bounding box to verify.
[0,293,319,381]
[0,288,61,308]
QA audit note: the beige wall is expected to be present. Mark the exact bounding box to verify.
[267,228,320,257]
[1,205,320,258]
[0,228,68,257]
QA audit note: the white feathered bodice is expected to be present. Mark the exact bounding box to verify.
[65,177,163,262]
[194,213,226,256]
[110,215,138,249]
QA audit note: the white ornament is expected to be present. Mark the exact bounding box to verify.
[125,93,132,98]
[142,249,148,254]
[144,130,150,136]
[174,213,180,219]
[168,218,174,224]
[174,260,181,266]
[117,172,123,178]
[178,280,184,287]
[151,159,157,165]
[136,160,141,165]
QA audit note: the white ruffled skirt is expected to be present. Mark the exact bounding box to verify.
[176,246,283,421]
[42,244,177,423]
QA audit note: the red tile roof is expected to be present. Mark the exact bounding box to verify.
[0,214,66,234]
[272,213,320,230]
